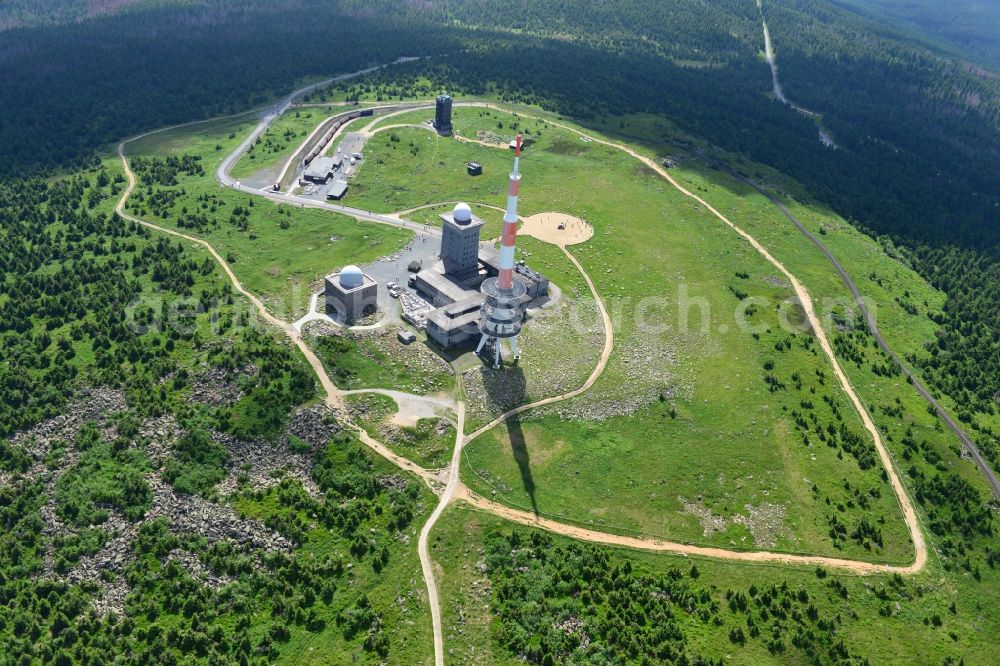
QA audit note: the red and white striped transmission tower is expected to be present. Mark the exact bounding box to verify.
[476,133,527,368]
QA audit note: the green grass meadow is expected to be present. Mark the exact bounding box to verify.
[345,106,916,561]
[126,116,411,319]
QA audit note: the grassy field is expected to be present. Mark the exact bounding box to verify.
[432,503,999,665]
[347,393,455,469]
[125,115,411,319]
[588,110,1000,439]
[345,106,914,561]
[589,113,1000,494]
[229,108,327,181]
[308,329,456,395]
[401,202,506,238]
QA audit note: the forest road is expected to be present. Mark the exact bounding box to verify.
[722,168,1000,501]
[417,400,466,666]
[453,105,928,575]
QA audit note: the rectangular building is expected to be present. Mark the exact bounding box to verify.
[439,206,485,283]
[326,180,349,200]
[324,268,377,322]
[304,156,336,183]
[434,95,453,136]
[425,295,483,348]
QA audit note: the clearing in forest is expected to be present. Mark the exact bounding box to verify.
[347,106,915,562]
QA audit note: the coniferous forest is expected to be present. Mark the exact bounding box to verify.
[0,0,998,663]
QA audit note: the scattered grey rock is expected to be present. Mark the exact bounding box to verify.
[189,364,258,405]
[763,275,791,289]
[680,496,788,548]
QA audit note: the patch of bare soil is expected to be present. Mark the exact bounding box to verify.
[520,212,594,246]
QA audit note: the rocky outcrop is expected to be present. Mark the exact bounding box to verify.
[63,474,292,615]
[216,404,338,498]
[189,363,258,406]
[9,387,127,479]
[4,386,305,617]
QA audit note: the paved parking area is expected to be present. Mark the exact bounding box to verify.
[358,230,441,325]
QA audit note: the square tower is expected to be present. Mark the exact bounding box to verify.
[440,202,484,282]
[434,94,453,136]
[324,266,377,322]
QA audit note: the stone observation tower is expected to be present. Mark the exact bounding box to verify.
[476,133,527,368]
[434,94,453,136]
[440,202,485,283]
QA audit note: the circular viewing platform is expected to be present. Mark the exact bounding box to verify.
[481,276,527,306]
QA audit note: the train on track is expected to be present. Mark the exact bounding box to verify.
[273,108,374,191]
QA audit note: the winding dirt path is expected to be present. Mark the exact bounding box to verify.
[117,96,935,666]
[462,244,614,444]
[115,137,440,492]
[449,104,926,574]
[454,485,915,573]
[418,400,466,666]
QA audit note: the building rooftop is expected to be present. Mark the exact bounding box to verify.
[327,179,349,198]
[426,294,483,332]
[325,269,375,293]
[440,210,485,230]
[304,156,336,180]
[416,265,478,303]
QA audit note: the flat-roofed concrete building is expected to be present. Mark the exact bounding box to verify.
[304,156,337,183]
[414,266,477,307]
[425,295,483,348]
[326,180,349,200]
[325,265,377,322]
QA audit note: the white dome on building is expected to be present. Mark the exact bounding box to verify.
[339,265,364,289]
[453,202,472,224]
